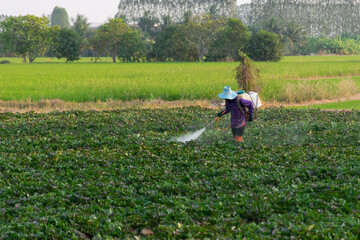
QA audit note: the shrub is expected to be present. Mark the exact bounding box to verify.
[246,30,282,61]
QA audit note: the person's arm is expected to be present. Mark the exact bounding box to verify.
[216,109,228,117]
[216,101,229,117]
[240,98,254,116]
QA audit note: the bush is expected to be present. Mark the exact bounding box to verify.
[246,30,282,61]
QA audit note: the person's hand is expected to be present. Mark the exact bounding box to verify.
[248,115,253,122]
[216,111,225,117]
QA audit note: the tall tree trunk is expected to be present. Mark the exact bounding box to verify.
[22,54,27,63]
[112,52,116,63]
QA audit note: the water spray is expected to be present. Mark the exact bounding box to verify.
[173,117,229,143]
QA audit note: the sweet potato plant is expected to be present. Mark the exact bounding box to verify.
[0,108,359,239]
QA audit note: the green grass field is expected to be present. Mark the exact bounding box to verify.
[0,56,359,103]
[294,100,360,110]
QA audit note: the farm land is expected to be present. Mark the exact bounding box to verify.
[0,56,359,238]
[0,55,359,105]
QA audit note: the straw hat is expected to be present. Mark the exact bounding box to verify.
[218,86,237,100]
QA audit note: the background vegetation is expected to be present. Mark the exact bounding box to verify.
[3,6,360,64]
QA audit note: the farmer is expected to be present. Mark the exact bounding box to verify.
[217,86,254,142]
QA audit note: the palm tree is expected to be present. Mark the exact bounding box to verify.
[264,17,283,36]
[284,21,307,55]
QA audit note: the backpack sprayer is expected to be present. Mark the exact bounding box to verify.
[173,91,262,143]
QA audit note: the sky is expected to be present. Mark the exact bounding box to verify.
[1,0,251,24]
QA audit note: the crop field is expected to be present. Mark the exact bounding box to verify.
[0,56,359,103]
[1,107,359,238]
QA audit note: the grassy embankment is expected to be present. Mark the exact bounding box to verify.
[0,56,359,110]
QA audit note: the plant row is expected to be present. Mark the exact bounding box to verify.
[0,108,359,238]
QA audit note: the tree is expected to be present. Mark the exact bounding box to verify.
[137,11,160,39]
[183,14,224,62]
[91,18,132,63]
[0,15,58,63]
[263,17,283,36]
[0,14,6,23]
[208,18,250,61]
[209,5,219,16]
[72,14,89,41]
[51,6,70,28]
[72,14,90,55]
[182,11,193,25]
[247,30,282,61]
[161,15,173,27]
[53,28,81,62]
[283,21,307,55]
[117,30,146,62]
[153,24,196,61]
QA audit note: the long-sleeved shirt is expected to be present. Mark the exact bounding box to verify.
[222,97,254,128]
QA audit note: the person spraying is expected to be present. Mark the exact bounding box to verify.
[217,86,254,142]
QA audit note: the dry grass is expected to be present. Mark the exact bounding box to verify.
[0,98,217,113]
[277,79,358,103]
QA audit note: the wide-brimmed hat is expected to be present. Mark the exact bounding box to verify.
[218,86,237,100]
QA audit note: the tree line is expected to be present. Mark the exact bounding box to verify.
[1,7,359,63]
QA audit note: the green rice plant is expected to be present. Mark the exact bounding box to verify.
[294,100,360,110]
[0,56,360,103]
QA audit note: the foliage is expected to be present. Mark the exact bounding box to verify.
[138,11,160,40]
[263,17,283,37]
[117,30,146,62]
[53,28,82,62]
[247,0,360,37]
[71,15,91,57]
[116,0,236,27]
[152,25,197,61]
[0,108,359,238]
[316,37,360,55]
[50,6,70,28]
[0,15,58,63]
[91,18,132,63]
[296,37,318,55]
[247,30,282,61]
[207,18,250,61]
[235,51,260,92]
[72,15,89,42]
[182,14,224,62]
[283,21,307,55]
